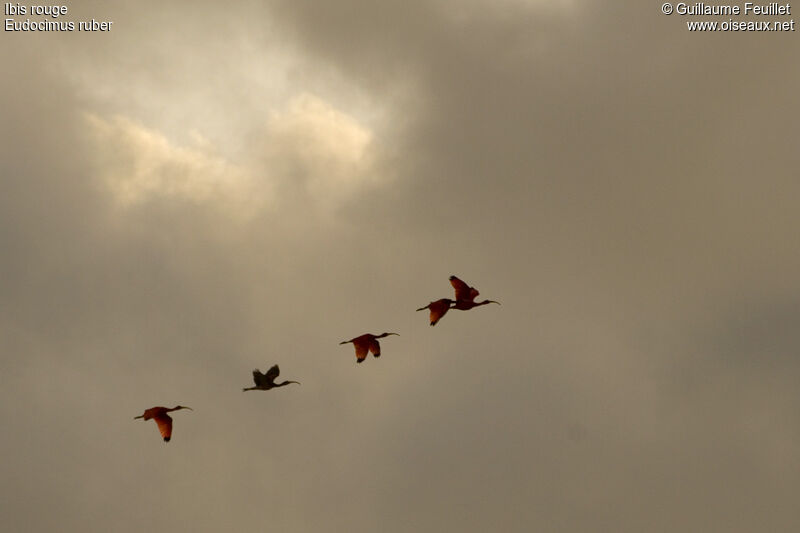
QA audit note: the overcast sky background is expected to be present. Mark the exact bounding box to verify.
[2,1,799,531]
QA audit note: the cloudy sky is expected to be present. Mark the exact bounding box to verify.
[2,1,799,531]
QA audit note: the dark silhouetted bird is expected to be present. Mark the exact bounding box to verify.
[243,364,300,391]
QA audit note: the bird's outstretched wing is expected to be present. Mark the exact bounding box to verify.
[252,369,267,386]
[429,300,450,326]
[154,414,173,442]
[265,364,280,382]
[369,339,381,357]
[354,341,369,362]
[450,275,479,302]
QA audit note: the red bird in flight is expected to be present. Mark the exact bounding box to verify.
[416,298,455,326]
[339,332,399,363]
[449,275,500,310]
[134,405,193,442]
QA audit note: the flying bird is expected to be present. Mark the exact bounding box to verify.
[449,275,481,303]
[449,275,500,309]
[416,298,455,326]
[339,332,399,363]
[134,405,193,442]
[243,364,300,391]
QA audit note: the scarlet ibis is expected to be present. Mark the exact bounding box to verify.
[416,298,455,326]
[339,332,399,363]
[243,364,300,391]
[449,275,500,309]
[449,275,480,303]
[134,406,192,442]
